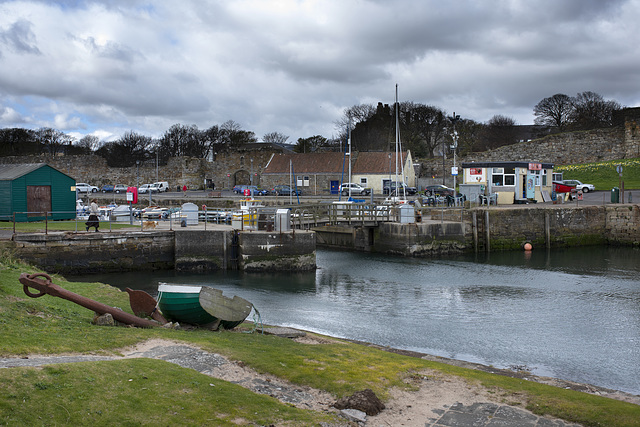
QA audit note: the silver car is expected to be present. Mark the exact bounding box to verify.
[340,183,371,196]
[562,180,595,193]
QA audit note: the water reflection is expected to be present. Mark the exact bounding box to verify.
[68,246,640,394]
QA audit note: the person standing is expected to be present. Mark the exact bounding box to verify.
[86,199,100,232]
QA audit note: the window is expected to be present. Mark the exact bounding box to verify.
[360,178,368,185]
[542,170,548,186]
[491,167,515,186]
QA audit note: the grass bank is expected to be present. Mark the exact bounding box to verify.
[1,252,639,426]
[556,157,640,190]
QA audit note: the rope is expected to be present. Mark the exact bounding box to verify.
[244,304,263,334]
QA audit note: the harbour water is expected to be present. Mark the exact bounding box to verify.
[70,246,640,395]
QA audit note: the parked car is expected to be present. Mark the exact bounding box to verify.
[246,185,269,196]
[151,181,169,192]
[562,180,595,193]
[138,183,152,194]
[113,184,128,194]
[272,185,301,196]
[76,183,98,193]
[101,184,114,193]
[339,183,371,196]
[383,181,417,195]
[232,185,245,194]
[424,184,455,197]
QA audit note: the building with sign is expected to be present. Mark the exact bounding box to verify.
[460,161,555,204]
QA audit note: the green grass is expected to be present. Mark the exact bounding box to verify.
[1,254,639,426]
[0,359,332,426]
[0,220,139,232]
[556,157,640,191]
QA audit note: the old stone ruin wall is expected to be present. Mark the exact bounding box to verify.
[0,147,276,191]
[419,108,640,180]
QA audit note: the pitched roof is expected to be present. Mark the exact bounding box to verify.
[263,151,409,175]
[0,163,48,180]
[263,152,345,174]
[352,151,409,174]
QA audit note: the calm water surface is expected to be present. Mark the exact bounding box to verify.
[70,247,640,394]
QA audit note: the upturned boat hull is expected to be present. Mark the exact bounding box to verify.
[157,284,252,329]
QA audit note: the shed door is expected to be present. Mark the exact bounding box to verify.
[27,185,51,218]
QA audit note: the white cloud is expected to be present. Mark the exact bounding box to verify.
[0,0,638,142]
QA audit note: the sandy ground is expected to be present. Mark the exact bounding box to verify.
[122,337,501,423]
[117,336,613,426]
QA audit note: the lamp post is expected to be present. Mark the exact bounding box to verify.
[136,160,140,188]
[448,113,460,192]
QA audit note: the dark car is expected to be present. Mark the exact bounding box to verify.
[239,185,269,196]
[272,185,301,196]
[101,184,114,193]
[383,181,417,196]
[424,184,455,197]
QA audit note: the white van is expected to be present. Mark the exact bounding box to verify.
[152,181,170,193]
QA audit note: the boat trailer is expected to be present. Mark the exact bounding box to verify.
[19,272,163,328]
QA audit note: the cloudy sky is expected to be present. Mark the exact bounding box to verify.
[1,0,639,144]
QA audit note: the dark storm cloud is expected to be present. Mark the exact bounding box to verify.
[0,0,638,141]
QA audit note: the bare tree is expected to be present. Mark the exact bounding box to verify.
[262,131,289,145]
[477,115,518,150]
[159,124,205,158]
[294,135,327,153]
[570,91,622,130]
[35,127,73,155]
[334,103,376,141]
[533,94,574,131]
[400,102,447,158]
[97,130,152,167]
[77,135,101,152]
[221,120,257,146]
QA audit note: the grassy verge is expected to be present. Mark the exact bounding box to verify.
[556,157,640,190]
[1,253,639,426]
[0,220,140,232]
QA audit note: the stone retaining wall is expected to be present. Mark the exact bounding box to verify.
[239,230,316,271]
[10,229,316,274]
[12,231,175,274]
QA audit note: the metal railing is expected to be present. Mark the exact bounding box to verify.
[1,202,470,236]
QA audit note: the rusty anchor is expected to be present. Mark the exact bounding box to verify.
[19,272,164,328]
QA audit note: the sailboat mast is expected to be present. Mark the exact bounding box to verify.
[395,84,399,188]
[348,116,352,198]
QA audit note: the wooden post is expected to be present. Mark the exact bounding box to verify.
[485,210,490,253]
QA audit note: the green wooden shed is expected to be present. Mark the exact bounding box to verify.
[0,163,76,222]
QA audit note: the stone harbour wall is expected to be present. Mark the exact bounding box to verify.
[12,231,175,274]
[605,205,640,244]
[239,230,316,271]
[373,222,468,256]
[174,229,231,271]
[10,229,316,274]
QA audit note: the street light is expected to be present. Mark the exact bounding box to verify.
[448,113,461,192]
